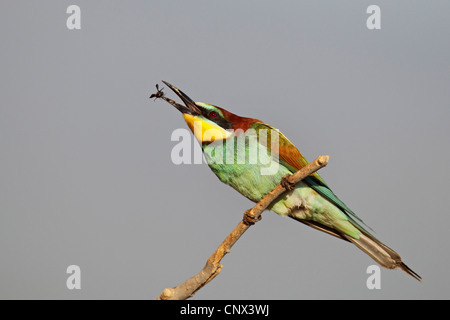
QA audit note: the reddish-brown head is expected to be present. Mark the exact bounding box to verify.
[162,81,261,142]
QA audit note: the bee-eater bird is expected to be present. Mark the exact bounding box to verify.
[156,81,421,281]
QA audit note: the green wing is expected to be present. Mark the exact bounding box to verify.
[252,121,373,233]
[303,175,373,233]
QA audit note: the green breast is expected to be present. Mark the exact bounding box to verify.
[203,135,284,197]
[201,133,362,238]
[201,134,315,217]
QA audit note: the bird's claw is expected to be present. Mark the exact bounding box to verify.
[281,174,296,191]
[243,209,261,226]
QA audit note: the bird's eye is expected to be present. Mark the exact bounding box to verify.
[209,111,217,118]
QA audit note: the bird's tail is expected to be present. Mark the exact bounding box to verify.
[344,233,422,281]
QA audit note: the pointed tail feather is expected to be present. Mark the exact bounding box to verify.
[398,262,422,282]
[344,233,422,281]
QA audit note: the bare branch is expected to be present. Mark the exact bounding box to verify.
[155,155,329,300]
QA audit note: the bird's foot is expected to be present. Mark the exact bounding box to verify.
[243,209,261,226]
[281,174,296,191]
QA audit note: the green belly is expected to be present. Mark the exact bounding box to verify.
[202,138,309,216]
[201,138,361,238]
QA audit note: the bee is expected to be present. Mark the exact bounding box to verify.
[149,84,165,101]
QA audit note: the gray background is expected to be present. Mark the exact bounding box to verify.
[1,1,449,299]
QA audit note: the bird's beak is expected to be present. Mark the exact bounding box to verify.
[161,81,202,116]
[160,81,232,142]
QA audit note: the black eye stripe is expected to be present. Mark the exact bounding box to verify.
[199,107,233,129]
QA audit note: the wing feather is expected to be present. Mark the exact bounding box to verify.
[251,122,373,233]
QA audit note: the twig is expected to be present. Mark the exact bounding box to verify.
[155,155,329,300]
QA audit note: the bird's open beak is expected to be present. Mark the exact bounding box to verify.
[159,81,232,142]
[161,81,202,116]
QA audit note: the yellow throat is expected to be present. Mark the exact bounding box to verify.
[183,114,232,143]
